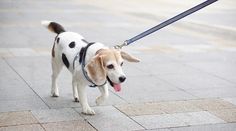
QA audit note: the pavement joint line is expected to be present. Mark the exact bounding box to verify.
[29,110,47,131]
[182,62,236,85]
[0,123,41,128]
[112,105,147,130]
[2,58,51,109]
[71,108,98,131]
[115,98,236,117]
[0,110,40,127]
[85,120,98,131]
[108,89,129,103]
[38,123,47,131]
[168,122,236,130]
[136,72,200,99]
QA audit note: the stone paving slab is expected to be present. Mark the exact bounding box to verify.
[156,72,236,90]
[0,124,44,131]
[115,103,165,116]
[169,52,236,63]
[42,120,96,131]
[132,114,187,129]
[188,99,236,111]
[135,62,202,76]
[75,106,144,131]
[186,62,236,84]
[172,111,225,126]
[0,99,49,113]
[138,129,171,131]
[31,108,83,123]
[209,108,236,123]
[115,100,202,116]
[120,75,179,92]
[0,59,49,112]
[0,86,39,101]
[0,111,38,127]
[186,88,236,98]
[223,97,236,106]
[170,123,236,131]
[132,111,225,129]
[157,101,202,114]
[113,89,196,103]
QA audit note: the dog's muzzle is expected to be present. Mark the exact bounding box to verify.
[107,76,121,92]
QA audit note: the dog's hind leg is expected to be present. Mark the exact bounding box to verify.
[51,58,62,97]
[96,84,109,105]
[72,77,79,102]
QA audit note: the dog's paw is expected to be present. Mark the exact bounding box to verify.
[51,89,59,97]
[74,97,79,102]
[82,107,95,115]
[51,93,59,97]
[96,96,104,106]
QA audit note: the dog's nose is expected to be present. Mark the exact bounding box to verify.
[119,76,126,82]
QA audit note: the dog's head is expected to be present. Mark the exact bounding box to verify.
[86,49,140,91]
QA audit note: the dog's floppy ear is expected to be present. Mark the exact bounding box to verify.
[120,51,140,62]
[86,55,106,85]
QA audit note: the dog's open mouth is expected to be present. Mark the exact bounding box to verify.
[107,76,121,92]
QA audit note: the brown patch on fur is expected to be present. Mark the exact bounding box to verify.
[120,51,140,62]
[48,22,65,34]
[97,49,123,65]
[48,26,54,33]
[86,49,140,85]
[86,55,106,85]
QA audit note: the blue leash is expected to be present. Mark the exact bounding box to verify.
[115,0,218,49]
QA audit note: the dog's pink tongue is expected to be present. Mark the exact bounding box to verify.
[113,84,121,92]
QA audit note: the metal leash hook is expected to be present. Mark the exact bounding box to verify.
[114,40,128,49]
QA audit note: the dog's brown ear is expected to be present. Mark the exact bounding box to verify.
[86,55,106,85]
[121,51,140,62]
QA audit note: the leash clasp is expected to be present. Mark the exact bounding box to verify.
[114,40,128,49]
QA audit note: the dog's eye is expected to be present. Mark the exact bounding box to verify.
[120,62,124,66]
[107,64,114,69]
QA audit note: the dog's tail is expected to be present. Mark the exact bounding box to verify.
[41,20,66,34]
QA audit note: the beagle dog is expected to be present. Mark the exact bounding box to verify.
[41,21,140,115]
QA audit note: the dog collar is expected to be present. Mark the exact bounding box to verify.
[73,42,107,87]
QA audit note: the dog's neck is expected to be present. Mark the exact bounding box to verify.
[85,42,108,63]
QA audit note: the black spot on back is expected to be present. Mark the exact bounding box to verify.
[56,37,60,44]
[62,53,70,68]
[69,41,75,48]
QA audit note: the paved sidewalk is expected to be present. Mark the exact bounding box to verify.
[0,0,236,130]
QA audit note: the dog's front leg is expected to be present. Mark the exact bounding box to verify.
[77,84,95,115]
[96,84,109,105]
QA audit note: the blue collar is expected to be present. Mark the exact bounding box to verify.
[73,42,107,87]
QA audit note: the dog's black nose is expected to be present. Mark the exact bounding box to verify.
[119,76,126,82]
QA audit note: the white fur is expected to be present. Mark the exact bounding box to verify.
[41,20,52,28]
[42,21,135,115]
[51,32,109,115]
